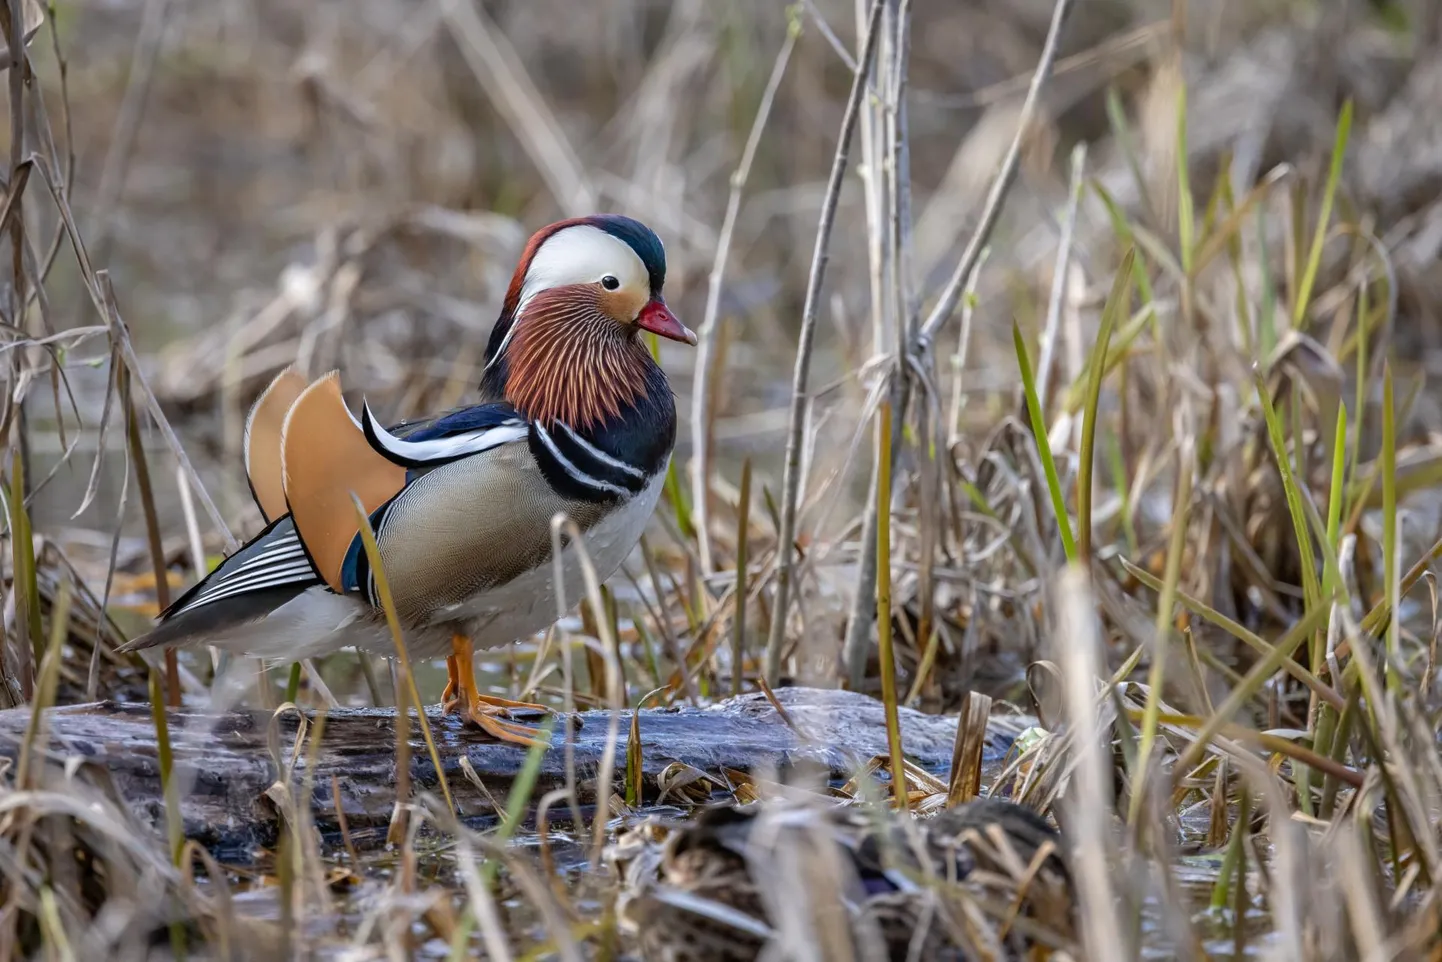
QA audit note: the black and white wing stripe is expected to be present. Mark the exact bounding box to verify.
[530,419,654,502]
[361,400,528,470]
[161,516,323,619]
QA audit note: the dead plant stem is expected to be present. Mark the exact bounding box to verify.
[765,0,886,683]
[690,21,797,573]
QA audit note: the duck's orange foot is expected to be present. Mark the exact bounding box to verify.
[442,634,555,747]
[441,654,461,713]
[442,690,555,745]
[466,700,552,748]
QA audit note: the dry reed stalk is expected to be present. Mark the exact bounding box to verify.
[1052,564,1130,959]
[550,512,625,868]
[441,0,595,215]
[766,0,886,683]
[690,22,798,574]
[844,0,1074,684]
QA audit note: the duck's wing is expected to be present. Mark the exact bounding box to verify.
[119,513,326,651]
[339,400,626,619]
[357,396,529,469]
[124,379,539,652]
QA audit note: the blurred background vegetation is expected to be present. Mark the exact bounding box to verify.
[5,0,1442,957]
[21,0,1442,688]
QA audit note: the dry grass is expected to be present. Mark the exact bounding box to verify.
[3,0,1442,958]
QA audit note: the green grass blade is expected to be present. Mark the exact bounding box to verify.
[1063,302,1154,415]
[1349,280,1370,497]
[1093,180,1156,307]
[149,666,185,865]
[1176,82,1195,275]
[1257,207,1278,359]
[1078,248,1134,560]
[731,457,752,697]
[285,662,302,704]
[1293,99,1353,327]
[1252,368,1322,611]
[1325,403,1348,594]
[1382,362,1399,695]
[875,400,908,810]
[1013,320,1077,562]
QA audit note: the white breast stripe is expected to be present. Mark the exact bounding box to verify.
[534,424,630,497]
[555,420,646,479]
[362,400,527,465]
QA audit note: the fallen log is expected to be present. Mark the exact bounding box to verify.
[0,687,1030,861]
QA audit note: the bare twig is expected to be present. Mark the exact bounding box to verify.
[440,0,595,215]
[764,0,886,683]
[915,0,1074,350]
[690,19,798,573]
[842,0,914,686]
[843,0,1073,684]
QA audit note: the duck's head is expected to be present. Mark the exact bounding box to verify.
[482,214,694,428]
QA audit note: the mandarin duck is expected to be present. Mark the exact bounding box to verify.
[610,798,1077,962]
[122,215,695,745]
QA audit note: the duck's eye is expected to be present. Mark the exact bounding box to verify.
[601,274,620,291]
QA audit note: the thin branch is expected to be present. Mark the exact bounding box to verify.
[915,0,1074,350]
[764,0,886,684]
[842,0,914,687]
[441,0,596,216]
[690,19,798,574]
[842,0,1073,684]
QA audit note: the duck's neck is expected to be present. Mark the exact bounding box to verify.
[480,290,667,438]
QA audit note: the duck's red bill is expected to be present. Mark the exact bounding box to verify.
[637,298,697,346]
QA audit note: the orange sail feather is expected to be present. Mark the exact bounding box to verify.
[280,372,405,591]
[243,366,308,523]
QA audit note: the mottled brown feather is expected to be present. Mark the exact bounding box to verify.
[244,366,308,522]
[504,285,652,429]
[281,372,406,591]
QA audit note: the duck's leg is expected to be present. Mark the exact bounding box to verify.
[441,654,461,712]
[444,633,552,747]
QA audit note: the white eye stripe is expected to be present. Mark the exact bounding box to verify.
[484,223,649,374]
[516,224,647,317]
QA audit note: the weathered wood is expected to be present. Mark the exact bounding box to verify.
[0,687,1028,861]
